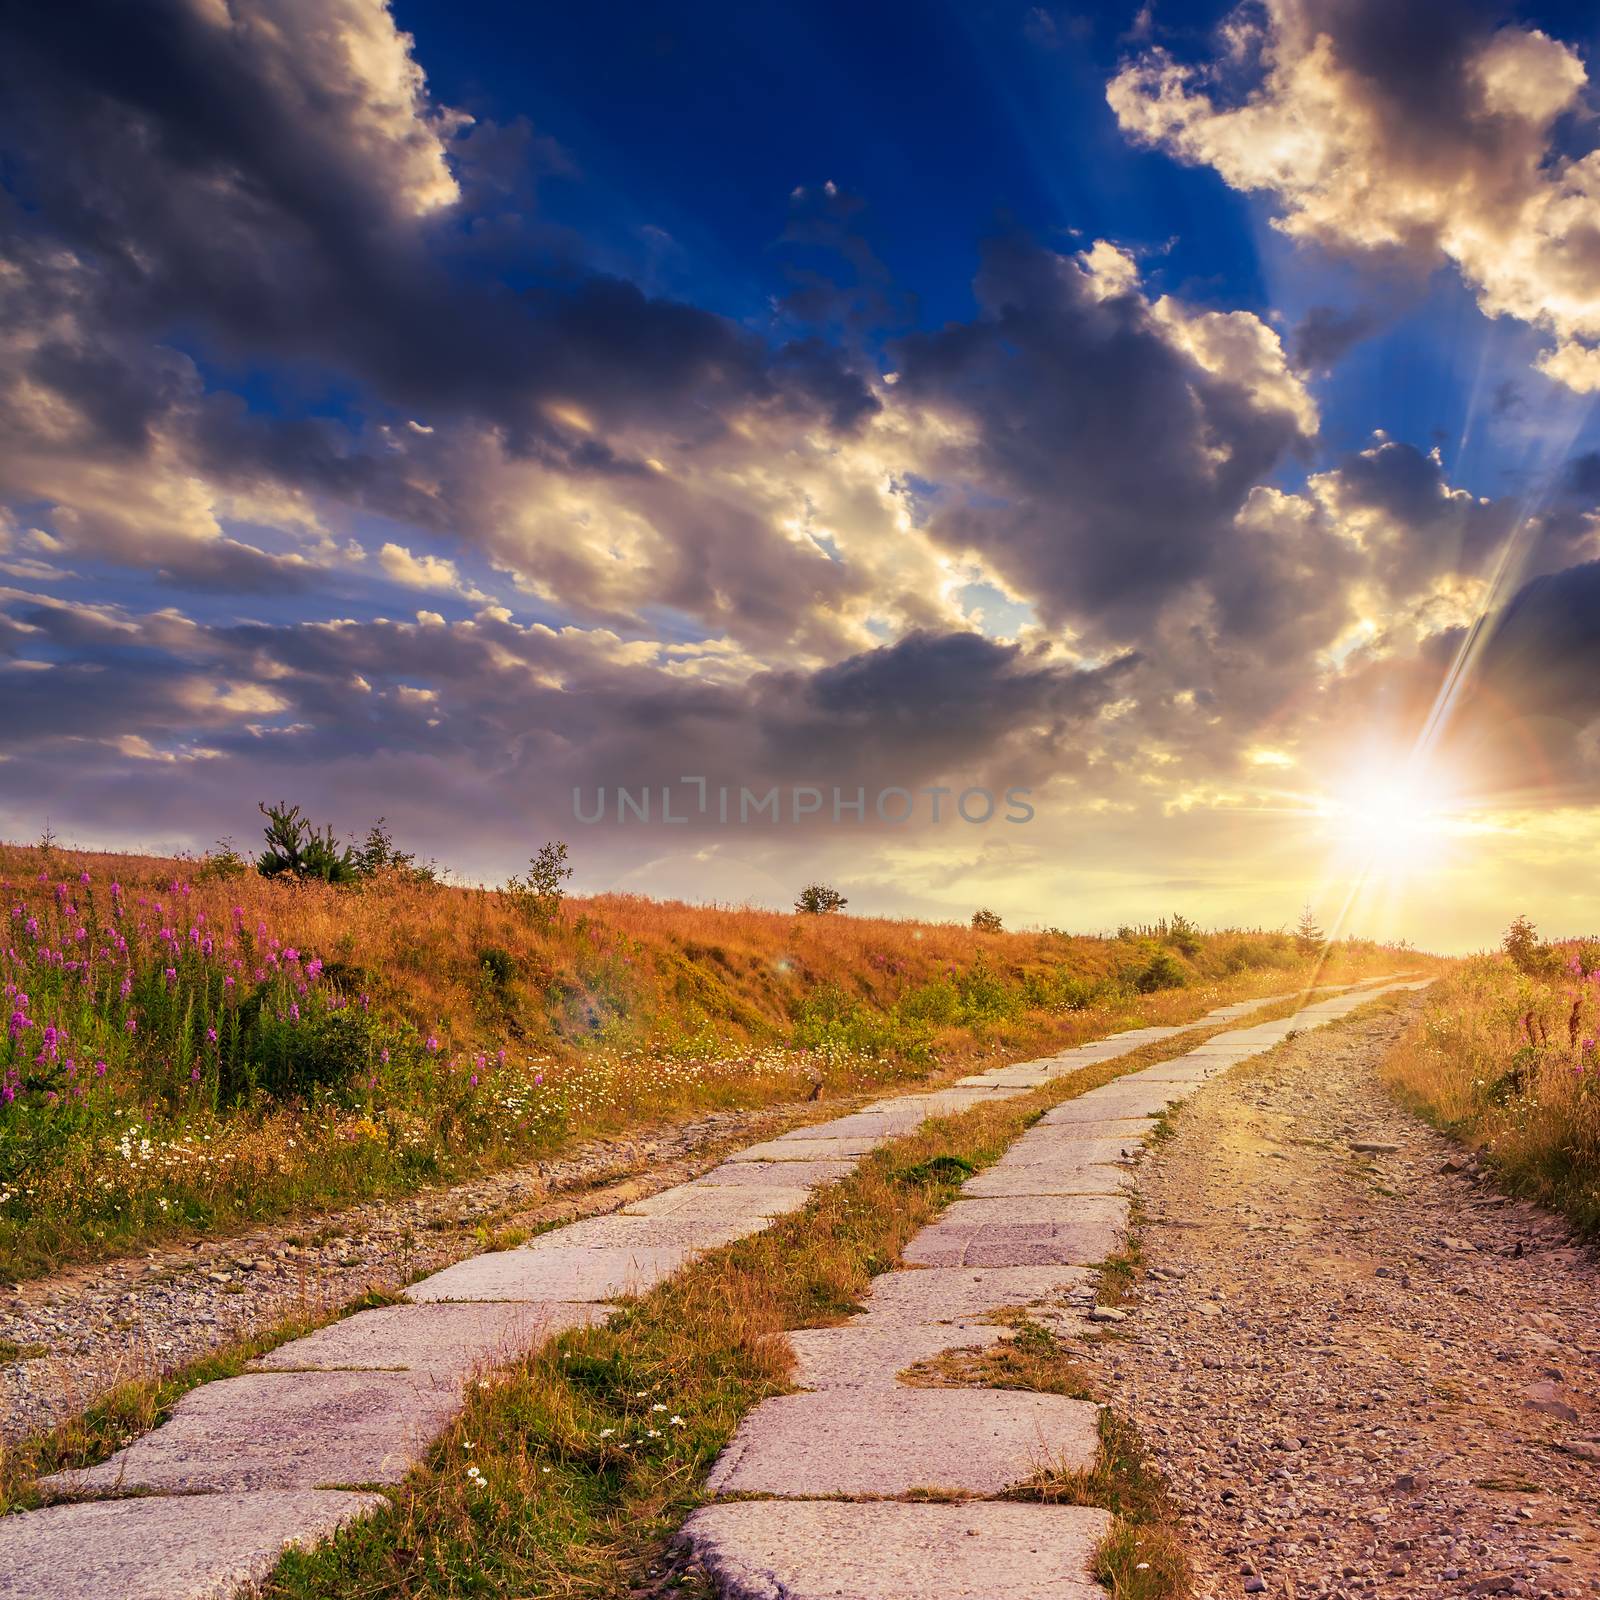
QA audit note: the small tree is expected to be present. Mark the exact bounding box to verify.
[1293,903,1325,957]
[971,907,1003,933]
[1502,914,1541,974]
[352,817,437,883]
[795,883,848,915]
[502,841,572,926]
[257,802,358,884]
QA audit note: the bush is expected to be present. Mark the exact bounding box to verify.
[353,818,437,883]
[971,908,1003,933]
[1164,912,1202,957]
[795,883,848,914]
[220,992,412,1105]
[1134,949,1189,993]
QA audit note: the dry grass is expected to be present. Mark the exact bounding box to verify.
[1382,950,1600,1235]
[0,836,1421,1278]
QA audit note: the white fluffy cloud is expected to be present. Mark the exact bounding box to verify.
[1108,1,1600,389]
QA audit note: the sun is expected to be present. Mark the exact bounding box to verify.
[1314,764,1461,875]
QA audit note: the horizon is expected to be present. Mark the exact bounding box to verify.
[4,0,1600,955]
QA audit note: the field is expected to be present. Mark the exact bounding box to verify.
[0,839,1417,1279]
[1382,928,1600,1236]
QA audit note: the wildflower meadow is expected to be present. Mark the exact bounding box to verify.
[0,839,1414,1278]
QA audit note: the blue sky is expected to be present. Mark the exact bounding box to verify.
[3,0,1600,949]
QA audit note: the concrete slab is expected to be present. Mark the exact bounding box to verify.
[407,1243,690,1302]
[730,1137,882,1162]
[1027,1116,1153,1142]
[938,1195,1128,1230]
[704,1389,1099,1497]
[902,1205,1127,1269]
[953,1070,1055,1088]
[959,1159,1126,1198]
[251,1301,606,1375]
[681,1501,1113,1600]
[535,1212,765,1251]
[1040,1086,1175,1124]
[692,1158,858,1188]
[776,1110,927,1140]
[1002,1134,1142,1166]
[621,1184,811,1220]
[0,1490,385,1600]
[40,1371,464,1494]
[784,1322,1007,1390]
[856,1265,1091,1327]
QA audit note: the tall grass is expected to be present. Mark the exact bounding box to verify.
[0,840,1417,1279]
[1382,947,1600,1235]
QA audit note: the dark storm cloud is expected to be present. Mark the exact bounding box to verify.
[890,235,1313,635]
[0,0,876,446]
[0,592,1125,843]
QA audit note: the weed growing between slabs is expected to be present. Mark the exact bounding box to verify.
[257,1000,1321,1599]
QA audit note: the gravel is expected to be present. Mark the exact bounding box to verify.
[1071,1000,1600,1600]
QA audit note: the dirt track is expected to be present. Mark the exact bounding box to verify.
[1079,999,1600,1600]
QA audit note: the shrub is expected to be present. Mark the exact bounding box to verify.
[971,908,1004,933]
[501,841,573,926]
[1134,950,1188,992]
[353,818,437,883]
[197,839,249,882]
[1164,912,1202,957]
[795,883,848,915]
[256,802,358,884]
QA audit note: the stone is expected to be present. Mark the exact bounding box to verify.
[621,1184,811,1220]
[1087,1305,1127,1323]
[784,1322,1007,1389]
[856,1266,1091,1327]
[250,1301,605,1376]
[729,1137,882,1163]
[40,1371,464,1494]
[0,1490,385,1600]
[1523,1381,1580,1422]
[691,1159,858,1188]
[407,1244,690,1302]
[1349,1141,1401,1154]
[680,1500,1112,1600]
[704,1390,1099,1497]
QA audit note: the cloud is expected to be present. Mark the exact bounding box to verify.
[1108,0,1600,389]
[377,542,488,603]
[889,234,1316,638]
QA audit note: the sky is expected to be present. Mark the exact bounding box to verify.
[2,0,1600,951]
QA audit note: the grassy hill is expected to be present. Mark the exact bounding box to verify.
[0,839,1424,1278]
